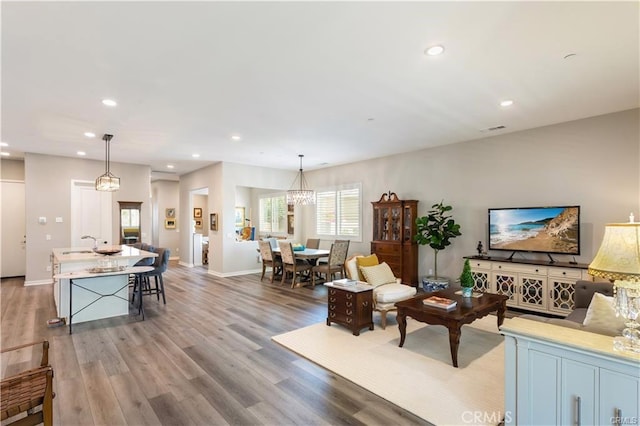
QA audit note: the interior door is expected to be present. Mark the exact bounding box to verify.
[71,180,112,247]
[1,181,26,277]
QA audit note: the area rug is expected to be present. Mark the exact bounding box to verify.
[272,315,504,426]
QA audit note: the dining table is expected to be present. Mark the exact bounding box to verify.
[272,247,330,264]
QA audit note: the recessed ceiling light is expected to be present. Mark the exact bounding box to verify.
[102,99,117,107]
[231,135,241,141]
[167,164,175,169]
[84,132,96,138]
[192,153,200,158]
[500,100,514,107]
[1,152,10,157]
[0,142,8,147]
[425,45,445,56]
[77,151,86,156]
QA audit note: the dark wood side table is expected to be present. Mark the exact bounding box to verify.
[324,281,374,336]
[395,288,508,367]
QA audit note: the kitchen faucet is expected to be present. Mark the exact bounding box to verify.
[81,235,98,249]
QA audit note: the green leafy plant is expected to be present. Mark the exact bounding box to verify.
[414,201,462,279]
[459,258,474,288]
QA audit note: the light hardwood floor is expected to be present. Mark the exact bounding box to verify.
[1,262,431,426]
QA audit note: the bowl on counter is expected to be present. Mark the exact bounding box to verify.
[93,247,122,256]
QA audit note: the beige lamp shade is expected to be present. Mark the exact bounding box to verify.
[588,223,640,281]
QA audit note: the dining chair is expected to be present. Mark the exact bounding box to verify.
[280,242,312,288]
[258,240,282,283]
[312,240,349,287]
[305,238,320,249]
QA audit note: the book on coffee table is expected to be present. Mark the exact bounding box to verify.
[423,296,457,310]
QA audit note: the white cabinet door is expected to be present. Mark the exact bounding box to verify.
[599,368,640,425]
[469,260,492,293]
[524,350,561,425]
[561,359,597,425]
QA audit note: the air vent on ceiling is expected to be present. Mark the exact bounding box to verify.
[480,125,506,133]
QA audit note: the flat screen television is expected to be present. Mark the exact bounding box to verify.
[488,206,580,256]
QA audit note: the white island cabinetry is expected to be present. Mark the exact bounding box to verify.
[501,318,640,425]
[52,246,156,324]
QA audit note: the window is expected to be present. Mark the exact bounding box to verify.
[259,193,287,234]
[316,184,361,239]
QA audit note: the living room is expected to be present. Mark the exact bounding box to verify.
[1,1,639,425]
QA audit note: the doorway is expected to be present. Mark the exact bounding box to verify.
[1,181,26,277]
[70,180,112,247]
[118,201,142,245]
[191,188,208,267]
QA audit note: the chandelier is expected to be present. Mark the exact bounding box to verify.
[286,154,315,205]
[95,134,120,191]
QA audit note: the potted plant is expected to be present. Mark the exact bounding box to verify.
[459,258,474,297]
[414,201,462,289]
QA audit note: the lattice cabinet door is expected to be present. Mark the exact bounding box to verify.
[493,271,518,306]
[518,274,547,311]
[469,260,492,293]
[547,267,582,315]
[548,279,575,315]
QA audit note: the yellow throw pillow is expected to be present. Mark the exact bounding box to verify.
[356,254,379,281]
[360,262,396,288]
[583,293,627,336]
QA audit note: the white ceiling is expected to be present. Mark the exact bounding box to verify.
[2,1,639,178]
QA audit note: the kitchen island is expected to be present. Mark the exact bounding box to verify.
[52,245,157,326]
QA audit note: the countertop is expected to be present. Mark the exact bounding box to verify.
[52,245,157,264]
[54,265,154,279]
[501,317,640,363]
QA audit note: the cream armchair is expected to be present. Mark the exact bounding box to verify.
[344,254,417,329]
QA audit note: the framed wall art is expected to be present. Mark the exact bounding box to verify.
[165,219,176,229]
[234,207,245,228]
[166,208,176,218]
[210,213,218,231]
[194,208,202,218]
[195,219,203,229]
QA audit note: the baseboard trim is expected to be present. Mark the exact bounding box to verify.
[24,279,52,286]
[207,268,261,278]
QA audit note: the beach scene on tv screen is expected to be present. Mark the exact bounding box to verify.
[489,207,579,254]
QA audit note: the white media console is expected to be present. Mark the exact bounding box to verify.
[466,256,594,316]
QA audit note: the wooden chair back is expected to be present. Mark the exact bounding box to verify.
[279,242,295,265]
[305,238,320,249]
[258,241,274,262]
[1,341,54,426]
[329,240,349,266]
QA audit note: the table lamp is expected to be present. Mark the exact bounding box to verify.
[588,219,640,352]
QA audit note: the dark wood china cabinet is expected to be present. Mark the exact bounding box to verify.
[371,192,418,286]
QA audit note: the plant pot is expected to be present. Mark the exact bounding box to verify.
[461,286,473,297]
[422,276,450,292]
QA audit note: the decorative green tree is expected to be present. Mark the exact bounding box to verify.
[459,258,474,288]
[414,201,462,279]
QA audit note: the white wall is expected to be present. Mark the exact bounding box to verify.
[19,108,636,282]
[0,159,25,180]
[151,180,180,257]
[174,109,638,279]
[301,108,640,280]
[178,162,296,275]
[23,153,152,284]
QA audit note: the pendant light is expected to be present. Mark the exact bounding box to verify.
[95,133,120,191]
[286,154,315,205]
